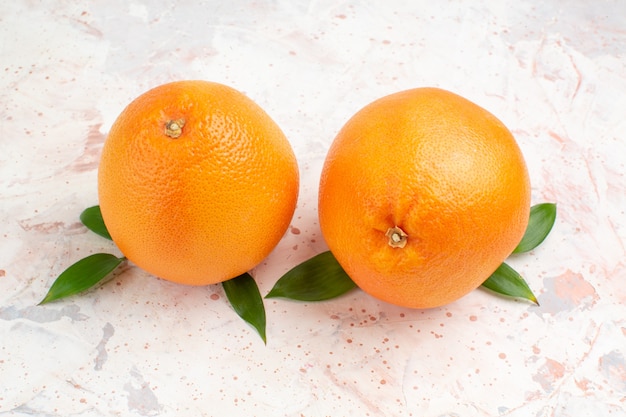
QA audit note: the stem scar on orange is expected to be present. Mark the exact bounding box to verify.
[318,87,531,309]
[98,80,299,286]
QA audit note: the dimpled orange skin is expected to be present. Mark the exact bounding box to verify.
[98,80,299,286]
[318,88,530,309]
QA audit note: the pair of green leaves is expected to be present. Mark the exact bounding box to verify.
[39,207,120,305]
[482,202,558,304]
[40,203,556,343]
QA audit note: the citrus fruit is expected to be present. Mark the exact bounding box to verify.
[318,87,530,309]
[98,80,299,286]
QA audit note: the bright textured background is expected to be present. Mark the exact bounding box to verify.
[1,1,625,416]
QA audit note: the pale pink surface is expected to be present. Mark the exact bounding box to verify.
[1,1,625,416]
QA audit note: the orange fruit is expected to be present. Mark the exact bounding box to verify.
[98,80,299,286]
[318,87,530,309]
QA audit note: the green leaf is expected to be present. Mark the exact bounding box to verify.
[266,251,357,301]
[513,203,557,253]
[39,253,125,304]
[481,262,538,305]
[222,273,267,344]
[80,206,112,240]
